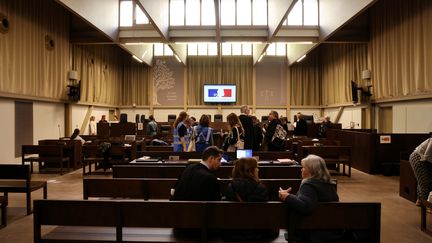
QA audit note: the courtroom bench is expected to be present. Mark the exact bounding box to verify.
[22,144,70,175]
[0,164,47,215]
[83,178,310,201]
[34,200,381,243]
[112,164,303,179]
[39,139,81,171]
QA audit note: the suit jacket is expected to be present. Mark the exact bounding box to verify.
[239,114,254,149]
[172,163,221,201]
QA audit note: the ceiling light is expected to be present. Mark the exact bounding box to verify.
[132,55,143,63]
[296,54,306,62]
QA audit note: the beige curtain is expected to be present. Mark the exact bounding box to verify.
[0,0,69,99]
[72,45,123,105]
[370,0,432,100]
[186,56,219,105]
[320,44,368,106]
[122,58,151,106]
[221,57,253,105]
[290,53,321,106]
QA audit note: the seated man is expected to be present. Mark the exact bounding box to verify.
[172,146,223,201]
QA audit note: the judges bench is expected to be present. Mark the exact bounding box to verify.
[34,200,381,243]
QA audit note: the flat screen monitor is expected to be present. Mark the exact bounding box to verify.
[236,149,253,159]
[203,84,236,103]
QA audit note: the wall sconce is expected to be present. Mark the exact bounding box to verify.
[360,70,372,97]
[67,70,80,102]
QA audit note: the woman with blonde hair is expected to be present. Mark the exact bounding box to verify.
[223,113,244,152]
[173,111,189,152]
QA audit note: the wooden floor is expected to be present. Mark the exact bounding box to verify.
[0,167,431,243]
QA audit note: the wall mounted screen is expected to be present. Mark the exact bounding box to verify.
[203,84,236,103]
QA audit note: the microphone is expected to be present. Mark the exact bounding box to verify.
[58,124,61,138]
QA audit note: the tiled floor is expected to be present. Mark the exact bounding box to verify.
[0,167,431,243]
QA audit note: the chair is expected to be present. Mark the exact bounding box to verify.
[167,114,176,122]
[140,115,146,123]
[109,146,129,166]
[135,114,140,123]
[82,145,104,176]
[120,113,128,123]
[261,116,269,123]
[214,114,223,122]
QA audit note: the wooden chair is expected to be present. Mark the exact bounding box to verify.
[0,164,47,215]
[82,145,104,175]
[109,145,129,166]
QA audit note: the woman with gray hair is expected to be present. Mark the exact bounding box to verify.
[279,154,339,242]
[279,154,338,213]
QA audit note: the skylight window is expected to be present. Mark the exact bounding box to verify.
[120,0,133,27]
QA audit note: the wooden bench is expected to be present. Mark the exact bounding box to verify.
[0,196,7,228]
[83,178,305,201]
[301,145,352,177]
[135,151,294,161]
[34,200,381,243]
[22,144,70,175]
[0,164,47,215]
[82,145,104,176]
[112,165,303,179]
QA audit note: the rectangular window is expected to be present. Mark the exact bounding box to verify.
[135,5,149,24]
[154,43,164,56]
[276,43,286,56]
[188,43,198,56]
[304,0,318,26]
[242,43,252,55]
[221,0,236,25]
[208,43,218,55]
[120,0,133,27]
[232,43,242,55]
[170,0,185,26]
[288,0,303,25]
[202,0,216,25]
[164,45,173,56]
[186,0,200,26]
[237,0,252,26]
[222,43,232,55]
[198,43,208,55]
[266,43,276,55]
[252,0,267,25]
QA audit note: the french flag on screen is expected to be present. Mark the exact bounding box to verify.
[208,89,219,97]
[223,89,232,97]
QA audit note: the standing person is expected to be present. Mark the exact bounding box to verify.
[318,115,332,138]
[173,111,189,152]
[223,113,244,152]
[194,114,214,153]
[409,137,432,203]
[265,110,283,151]
[294,112,308,136]
[99,115,108,123]
[279,154,340,242]
[239,105,254,150]
[172,146,223,201]
[251,115,263,151]
[146,115,158,136]
[89,116,96,135]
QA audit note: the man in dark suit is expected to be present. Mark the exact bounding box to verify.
[172,146,223,201]
[294,112,308,136]
[239,105,254,150]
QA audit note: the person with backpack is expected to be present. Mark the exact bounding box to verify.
[194,114,214,153]
[264,110,285,151]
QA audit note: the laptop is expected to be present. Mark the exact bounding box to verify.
[236,149,253,159]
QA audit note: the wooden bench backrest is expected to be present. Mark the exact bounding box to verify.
[21,145,40,155]
[0,164,30,180]
[83,145,103,158]
[83,178,304,201]
[302,145,351,159]
[34,200,380,243]
[112,165,302,179]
